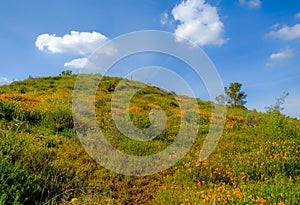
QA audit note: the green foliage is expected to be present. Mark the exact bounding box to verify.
[60,70,73,76]
[218,82,247,108]
[50,109,74,134]
[0,96,44,123]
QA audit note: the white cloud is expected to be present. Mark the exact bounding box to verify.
[295,12,300,19]
[35,31,117,71]
[160,12,169,25]
[171,0,226,46]
[35,31,108,55]
[239,0,262,9]
[269,48,294,60]
[266,24,300,40]
[0,77,12,85]
[247,0,261,8]
[271,24,279,29]
[64,58,88,69]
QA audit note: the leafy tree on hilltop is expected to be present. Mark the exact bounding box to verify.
[216,82,247,108]
[60,70,72,76]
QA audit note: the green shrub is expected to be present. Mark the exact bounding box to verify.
[0,99,44,123]
[50,109,74,134]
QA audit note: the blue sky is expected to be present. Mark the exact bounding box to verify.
[0,0,299,118]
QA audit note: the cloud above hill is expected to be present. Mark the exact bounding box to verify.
[171,0,227,46]
[269,48,294,60]
[35,31,111,69]
[266,24,300,41]
[64,58,88,69]
[265,48,294,68]
[35,31,108,55]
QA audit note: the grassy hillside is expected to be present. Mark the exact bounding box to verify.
[0,74,299,204]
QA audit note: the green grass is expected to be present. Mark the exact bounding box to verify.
[0,74,299,204]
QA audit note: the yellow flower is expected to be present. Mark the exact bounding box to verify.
[258,197,266,203]
[71,198,78,204]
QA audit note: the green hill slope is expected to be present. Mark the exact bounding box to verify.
[0,74,299,204]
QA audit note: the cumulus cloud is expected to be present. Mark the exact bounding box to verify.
[64,58,88,69]
[295,12,300,19]
[35,31,116,69]
[0,77,12,85]
[269,48,294,60]
[266,48,294,68]
[239,0,262,9]
[35,31,108,55]
[171,0,226,46]
[266,24,300,40]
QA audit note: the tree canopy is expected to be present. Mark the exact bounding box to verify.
[216,82,247,108]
